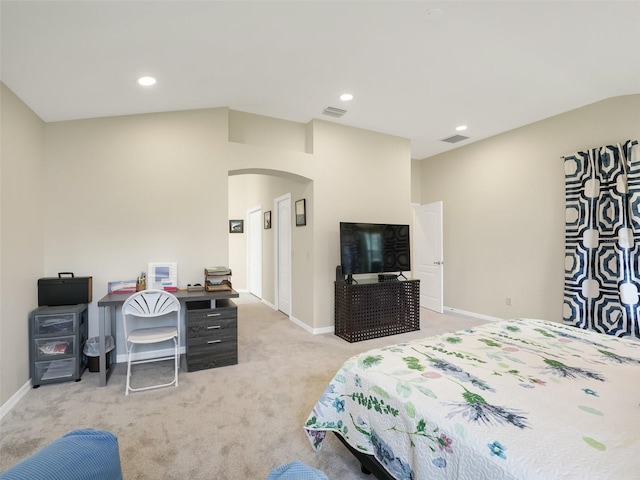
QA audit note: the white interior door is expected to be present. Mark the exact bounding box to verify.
[414,201,443,313]
[275,194,291,316]
[248,208,262,298]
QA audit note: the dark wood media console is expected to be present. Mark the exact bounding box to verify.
[334,279,420,342]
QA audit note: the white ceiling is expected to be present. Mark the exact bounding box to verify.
[2,1,639,159]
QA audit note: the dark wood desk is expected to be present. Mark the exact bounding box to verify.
[96,289,239,386]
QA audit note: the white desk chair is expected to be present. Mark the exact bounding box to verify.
[121,289,180,396]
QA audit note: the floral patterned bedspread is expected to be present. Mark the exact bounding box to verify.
[304,319,640,480]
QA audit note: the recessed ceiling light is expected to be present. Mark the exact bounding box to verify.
[138,76,156,86]
[340,93,353,101]
[456,125,468,131]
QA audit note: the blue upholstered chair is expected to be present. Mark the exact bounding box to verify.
[0,429,123,480]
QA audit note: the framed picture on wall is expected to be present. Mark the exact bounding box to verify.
[264,211,271,229]
[295,199,306,226]
[229,219,244,233]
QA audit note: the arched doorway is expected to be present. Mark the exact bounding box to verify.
[228,169,312,317]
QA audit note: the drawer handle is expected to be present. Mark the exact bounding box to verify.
[207,340,222,344]
[207,313,221,317]
[207,325,221,330]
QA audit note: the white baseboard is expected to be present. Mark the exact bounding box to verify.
[263,301,502,335]
[313,326,334,335]
[261,299,332,335]
[261,298,276,310]
[0,379,31,421]
[309,306,498,335]
[288,314,313,334]
[287,315,334,335]
[444,306,502,323]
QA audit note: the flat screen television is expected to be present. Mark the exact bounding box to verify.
[339,222,411,275]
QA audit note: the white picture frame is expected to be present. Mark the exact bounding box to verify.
[147,262,178,290]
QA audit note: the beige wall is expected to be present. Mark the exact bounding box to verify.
[225,114,412,329]
[411,159,422,204]
[43,109,231,341]
[1,83,45,407]
[52,111,411,332]
[419,94,640,321]
[43,108,410,336]
[309,121,412,328]
[226,109,315,327]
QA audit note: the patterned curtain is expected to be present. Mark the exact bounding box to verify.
[563,140,640,339]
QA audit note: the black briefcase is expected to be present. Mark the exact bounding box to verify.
[38,272,93,306]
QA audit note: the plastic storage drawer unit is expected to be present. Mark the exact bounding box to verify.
[29,304,88,387]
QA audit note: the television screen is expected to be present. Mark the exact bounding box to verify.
[340,222,411,275]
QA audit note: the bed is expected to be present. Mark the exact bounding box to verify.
[304,318,640,480]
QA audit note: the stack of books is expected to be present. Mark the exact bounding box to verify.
[204,267,232,292]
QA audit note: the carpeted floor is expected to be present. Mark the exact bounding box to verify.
[0,294,488,479]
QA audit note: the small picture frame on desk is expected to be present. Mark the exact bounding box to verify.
[147,262,178,290]
[229,219,244,233]
[295,199,306,226]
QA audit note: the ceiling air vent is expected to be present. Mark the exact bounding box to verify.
[441,134,469,144]
[322,106,347,118]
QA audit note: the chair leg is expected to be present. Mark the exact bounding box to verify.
[125,338,179,395]
[125,344,133,396]
[174,337,179,388]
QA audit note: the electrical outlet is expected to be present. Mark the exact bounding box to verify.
[506,297,512,306]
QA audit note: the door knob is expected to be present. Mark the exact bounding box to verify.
[433,261,443,265]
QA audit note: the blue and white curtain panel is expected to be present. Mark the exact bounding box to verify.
[563,139,640,339]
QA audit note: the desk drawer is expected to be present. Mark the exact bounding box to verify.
[186,306,236,324]
[186,341,237,371]
[187,316,236,339]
